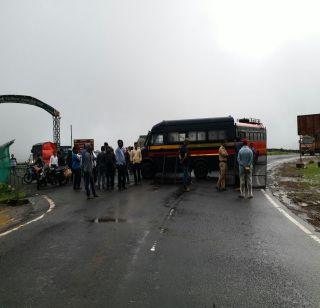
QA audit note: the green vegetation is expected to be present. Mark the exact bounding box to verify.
[298,162,320,186]
[0,183,26,203]
[267,148,299,156]
[268,151,292,156]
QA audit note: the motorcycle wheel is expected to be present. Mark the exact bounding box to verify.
[23,173,33,184]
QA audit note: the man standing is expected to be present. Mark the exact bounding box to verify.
[237,139,253,199]
[131,142,142,185]
[97,146,107,190]
[115,140,126,190]
[179,138,190,192]
[72,147,81,190]
[49,151,59,169]
[124,147,131,184]
[216,141,228,191]
[10,154,17,175]
[82,144,98,199]
[105,146,116,190]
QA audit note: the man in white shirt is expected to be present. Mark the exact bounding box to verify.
[130,142,142,185]
[49,151,59,169]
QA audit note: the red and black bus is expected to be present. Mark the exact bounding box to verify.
[141,116,267,187]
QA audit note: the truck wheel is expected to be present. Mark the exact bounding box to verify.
[141,162,155,179]
[194,161,208,179]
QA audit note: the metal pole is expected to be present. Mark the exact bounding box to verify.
[299,136,302,162]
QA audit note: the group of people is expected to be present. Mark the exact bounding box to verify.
[179,138,257,199]
[216,138,256,198]
[21,137,257,200]
[70,140,142,199]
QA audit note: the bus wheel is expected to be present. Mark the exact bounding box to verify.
[194,161,208,179]
[141,162,155,179]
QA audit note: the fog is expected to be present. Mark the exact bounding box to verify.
[1,0,320,160]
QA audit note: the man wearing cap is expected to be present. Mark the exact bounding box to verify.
[237,139,254,198]
[216,140,228,191]
[179,138,191,191]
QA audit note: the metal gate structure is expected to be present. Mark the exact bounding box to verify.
[0,95,61,147]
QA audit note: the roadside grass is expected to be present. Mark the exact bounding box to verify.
[298,162,320,188]
[268,151,297,156]
[0,183,26,204]
[0,192,26,203]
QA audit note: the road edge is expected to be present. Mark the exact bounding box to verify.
[0,195,55,238]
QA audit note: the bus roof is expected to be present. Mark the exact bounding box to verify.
[151,116,235,131]
[236,122,265,129]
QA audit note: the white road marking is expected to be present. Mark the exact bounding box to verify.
[167,208,175,220]
[0,195,55,238]
[261,189,320,245]
[131,230,150,264]
[42,195,56,212]
[150,241,158,252]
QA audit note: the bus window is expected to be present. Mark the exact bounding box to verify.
[169,132,179,143]
[238,131,246,139]
[209,130,227,141]
[208,131,218,141]
[168,132,185,143]
[218,130,227,140]
[197,131,206,141]
[179,133,186,142]
[188,131,197,141]
[151,134,164,145]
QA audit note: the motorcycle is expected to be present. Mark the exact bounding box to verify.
[23,165,38,184]
[36,167,47,190]
[36,166,71,190]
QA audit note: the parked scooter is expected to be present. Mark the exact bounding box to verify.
[23,165,38,184]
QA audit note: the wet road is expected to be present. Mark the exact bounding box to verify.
[1,155,320,307]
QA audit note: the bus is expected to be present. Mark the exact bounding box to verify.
[141,116,267,187]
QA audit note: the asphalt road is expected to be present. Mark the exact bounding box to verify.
[1,155,320,307]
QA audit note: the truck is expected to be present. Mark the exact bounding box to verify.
[297,114,320,155]
[300,135,317,156]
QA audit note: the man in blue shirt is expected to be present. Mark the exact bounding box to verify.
[237,139,253,199]
[115,139,126,190]
[72,147,81,190]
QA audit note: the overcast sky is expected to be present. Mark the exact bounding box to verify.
[1,0,320,160]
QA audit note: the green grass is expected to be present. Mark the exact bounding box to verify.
[298,162,320,186]
[0,192,26,203]
[268,151,295,156]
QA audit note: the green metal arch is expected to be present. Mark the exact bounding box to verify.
[0,95,60,117]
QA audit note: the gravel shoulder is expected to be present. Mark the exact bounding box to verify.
[268,156,320,231]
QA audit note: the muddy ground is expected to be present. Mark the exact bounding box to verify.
[269,157,320,231]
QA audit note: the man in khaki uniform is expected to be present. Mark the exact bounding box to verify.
[216,141,228,191]
[130,142,142,185]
